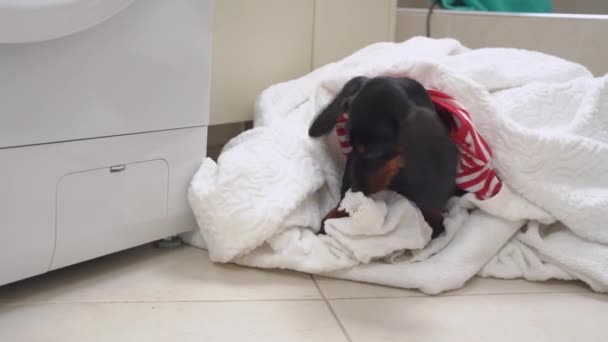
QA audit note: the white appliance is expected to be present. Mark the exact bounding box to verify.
[0,0,212,285]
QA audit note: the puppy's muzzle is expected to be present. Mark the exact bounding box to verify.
[351,155,404,195]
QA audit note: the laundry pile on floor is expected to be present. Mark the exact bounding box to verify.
[184,37,608,294]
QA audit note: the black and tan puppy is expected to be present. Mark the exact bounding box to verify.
[309,76,460,238]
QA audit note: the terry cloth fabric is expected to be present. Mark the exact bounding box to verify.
[184,37,608,295]
[334,89,502,199]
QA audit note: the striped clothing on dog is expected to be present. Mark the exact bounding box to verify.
[334,89,502,200]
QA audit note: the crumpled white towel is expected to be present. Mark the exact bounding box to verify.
[183,37,608,294]
[188,166,436,274]
[325,190,432,264]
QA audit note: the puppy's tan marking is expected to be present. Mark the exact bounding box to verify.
[366,155,404,194]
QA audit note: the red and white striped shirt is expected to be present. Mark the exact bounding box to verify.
[334,89,502,199]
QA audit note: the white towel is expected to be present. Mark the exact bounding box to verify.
[184,37,608,294]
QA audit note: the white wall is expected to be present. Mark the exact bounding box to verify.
[396,9,608,76]
[553,0,608,14]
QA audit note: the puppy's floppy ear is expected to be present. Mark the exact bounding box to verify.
[308,76,368,137]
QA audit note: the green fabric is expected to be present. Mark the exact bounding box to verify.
[438,0,552,13]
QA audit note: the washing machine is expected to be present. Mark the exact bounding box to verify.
[0,0,212,285]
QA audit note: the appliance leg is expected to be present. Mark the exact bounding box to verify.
[153,236,182,249]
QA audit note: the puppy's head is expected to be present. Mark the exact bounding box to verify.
[309,76,435,195]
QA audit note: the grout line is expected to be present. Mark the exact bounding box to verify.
[0,298,326,306]
[1,289,589,307]
[311,275,353,342]
[309,0,317,70]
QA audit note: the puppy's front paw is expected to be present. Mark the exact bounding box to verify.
[317,206,349,235]
[422,208,445,239]
[430,220,445,239]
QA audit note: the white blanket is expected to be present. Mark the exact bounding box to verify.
[184,37,608,294]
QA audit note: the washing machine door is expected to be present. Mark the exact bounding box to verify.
[0,0,135,43]
[0,0,212,149]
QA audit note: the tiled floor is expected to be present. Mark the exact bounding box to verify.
[0,245,605,342]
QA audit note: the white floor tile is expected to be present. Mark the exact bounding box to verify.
[0,245,320,304]
[0,300,347,342]
[331,293,608,342]
[2,243,604,342]
[314,275,590,299]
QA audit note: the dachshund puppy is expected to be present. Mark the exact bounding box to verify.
[309,76,460,238]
